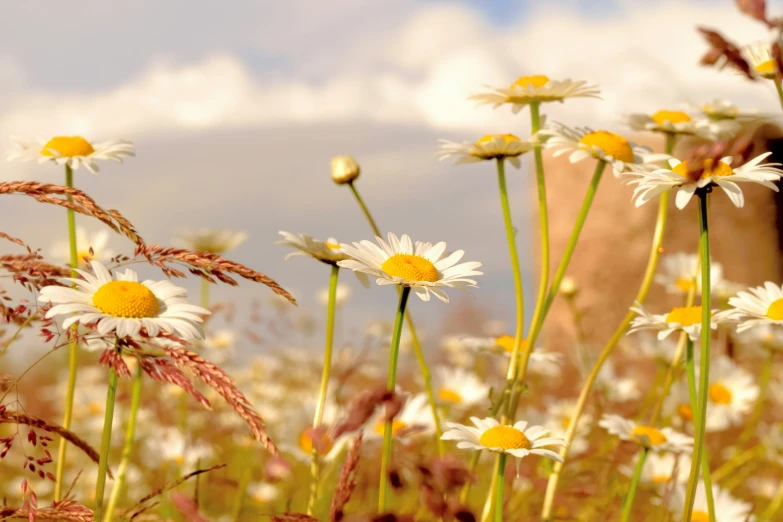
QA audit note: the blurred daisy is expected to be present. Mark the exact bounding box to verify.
[700,356,758,432]
[625,332,677,365]
[625,110,718,139]
[364,393,436,440]
[663,381,697,432]
[39,261,210,339]
[624,452,690,486]
[539,124,665,176]
[434,367,489,408]
[622,153,783,209]
[596,361,642,402]
[49,227,116,266]
[459,335,563,376]
[247,482,280,504]
[317,283,352,307]
[698,99,760,122]
[437,134,535,168]
[654,252,724,296]
[629,303,720,341]
[145,427,214,470]
[469,75,600,113]
[279,393,349,462]
[278,231,348,265]
[338,233,482,303]
[174,228,247,254]
[6,136,134,174]
[442,417,567,462]
[731,323,783,355]
[670,481,755,522]
[532,399,593,455]
[726,281,783,332]
[599,414,692,453]
[200,329,236,365]
[743,41,778,80]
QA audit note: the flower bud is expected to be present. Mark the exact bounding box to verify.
[331,155,360,184]
[559,277,579,299]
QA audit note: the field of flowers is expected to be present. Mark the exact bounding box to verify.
[4,1,783,521]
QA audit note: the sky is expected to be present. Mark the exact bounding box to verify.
[2,0,782,354]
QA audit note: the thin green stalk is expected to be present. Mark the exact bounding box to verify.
[200,278,210,311]
[346,182,444,454]
[712,445,763,483]
[229,464,254,521]
[682,190,712,522]
[479,456,501,522]
[760,479,783,521]
[104,363,143,521]
[307,264,340,515]
[620,448,649,522]
[54,164,80,501]
[378,286,411,513]
[775,79,783,112]
[738,350,775,445]
[493,453,508,522]
[95,340,120,522]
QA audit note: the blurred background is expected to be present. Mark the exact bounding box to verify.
[2,0,782,357]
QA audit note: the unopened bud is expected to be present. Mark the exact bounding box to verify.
[331,155,360,184]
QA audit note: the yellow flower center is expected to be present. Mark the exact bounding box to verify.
[174,455,185,466]
[560,416,572,429]
[88,401,102,416]
[476,134,521,146]
[675,277,695,292]
[438,388,463,404]
[41,136,95,158]
[756,59,778,78]
[325,242,341,250]
[92,281,161,318]
[767,298,783,320]
[578,130,635,163]
[708,382,733,405]
[76,250,94,263]
[479,426,531,450]
[298,430,333,455]
[672,158,733,181]
[381,254,438,283]
[631,425,667,446]
[512,75,550,88]
[652,474,671,484]
[375,419,408,436]
[495,335,528,354]
[677,403,693,421]
[665,306,704,327]
[651,110,692,125]
[691,511,710,522]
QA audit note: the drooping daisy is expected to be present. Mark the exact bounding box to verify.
[629,302,721,341]
[469,75,600,113]
[337,233,482,303]
[599,414,692,453]
[39,261,210,339]
[670,481,756,522]
[699,356,759,432]
[442,417,567,462]
[174,228,248,254]
[654,252,725,296]
[622,153,783,209]
[539,123,666,176]
[725,281,783,332]
[743,41,778,80]
[49,227,116,266]
[625,110,718,139]
[433,367,490,409]
[364,393,436,441]
[6,136,135,174]
[278,231,349,265]
[437,134,535,168]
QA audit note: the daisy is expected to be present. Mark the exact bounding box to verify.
[437,134,535,168]
[700,356,758,432]
[364,393,436,441]
[145,427,214,470]
[279,392,350,463]
[469,75,600,113]
[247,482,280,504]
[38,261,210,339]
[200,329,236,365]
[331,155,360,185]
[624,332,678,366]
[441,417,567,463]
[698,99,760,122]
[596,361,642,402]
[670,481,756,522]
[654,252,725,296]
[458,335,563,376]
[539,123,665,176]
[530,399,593,455]
[49,227,116,266]
[317,283,352,307]
[663,381,697,432]
[622,153,783,209]
[337,233,482,303]
[629,302,721,341]
[278,231,349,266]
[731,323,783,355]
[743,41,778,80]
[433,367,490,408]
[726,281,783,331]
[625,110,718,139]
[599,414,692,453]
[174,228,247,254]
[629,452,690,486]
[6,136,134,174]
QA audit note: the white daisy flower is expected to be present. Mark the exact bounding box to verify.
[200,329,236,365]
[145,427,214,470]
[725,281,783,332]
[698,99,760,122]
[457,335,563,376]
[670,481,756,522]
[625,110,719,139]
[469,75,600,113]
[49,227,116,267]
[529,399,593,455]
[663,381,698,432]
[599,414,692,453]
[6,135,134,174]
[278,231,349,265]
[38,261,210,339]
[364,393,436,441]
[337,233,482,303]
[247,482,279,504]
[596,361,642,402]
[317,283,352,307]
[279,392,350,463]
[442,417,567,462]
[627,452,690,486]
[629,302,722,341]
[622,153,783,209]
[743,41,778,80]
[624,332,678,366]
[174,228,248,254]
[437,134,535,168]
[539,123,666,176]
[731,323,783,355]
[654,252,725,296]
[700,356,759,432]
[433,367,490,409]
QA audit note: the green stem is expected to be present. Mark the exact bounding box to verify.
[94,340,120,522]
[104,363,143,521]
[229,464,254,521]
[54,164,80,502]
[774,78,783,112]
[479,456,501,522]
[760,479,783,521]
[738,350,774,445]
[200,278,210,310]
[307,265,340,515]
[378,286,411,513]
[493,453,508,522]
[620,448,649,522]
[682,190,713,522]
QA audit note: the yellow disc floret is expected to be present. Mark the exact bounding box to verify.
[708,382,733,405]
[41,136,95,158]
[495,335,528,354]
[579,130,634,163]
[479,426,531,450]
[476,134,521,146]
[767,298,783,320]
[675,277,696,292]
[631,425,667,446]
[375,419,408,436]
[381,254,438,283]
[755,59,777,79]
[438,388,463,404]
[512,75,550,89]
[665,306,704,327]
[651,110,692,126]
[298,429,333,455]
[92,281,160,318]
[677,403,694,421]
[672,158,733,181]
[691,511,710,522]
